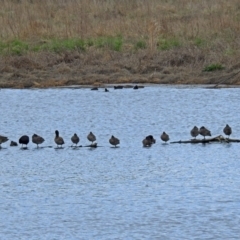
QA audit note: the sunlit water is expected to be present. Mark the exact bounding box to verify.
[0,86,240,239]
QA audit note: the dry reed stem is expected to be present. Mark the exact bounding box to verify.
[0,0,239,42]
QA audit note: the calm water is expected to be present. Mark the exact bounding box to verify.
[0,86,240,239]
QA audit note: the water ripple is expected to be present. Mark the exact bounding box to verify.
[0,86,240,239]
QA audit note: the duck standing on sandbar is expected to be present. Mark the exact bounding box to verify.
[190,126,199,139]
[109,135,120,147]
[55,130,64,148]
[160,132,170,143]
[223,124,232,139]
[0,135,8,148]
[142,135,156,147]
[32,134,45,148]
[71,133,80,146]
[199,126,211,139]
[19,135,29,148]
[87,132,96,144]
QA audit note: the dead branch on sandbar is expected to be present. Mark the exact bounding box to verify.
[170,135,240,144]
[84,143,99,148]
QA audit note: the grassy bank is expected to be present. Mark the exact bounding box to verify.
[1,0,240,51]
[0,0,240,88]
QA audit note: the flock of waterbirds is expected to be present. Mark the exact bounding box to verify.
[0,124,233,150]
[0,131,121,149]
[90,85,144,91]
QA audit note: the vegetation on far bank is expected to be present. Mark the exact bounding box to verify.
[0,0,240,88]
[0,0,239,55]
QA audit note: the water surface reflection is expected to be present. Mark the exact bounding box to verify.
[0,86,240,239]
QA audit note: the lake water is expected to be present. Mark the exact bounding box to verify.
[0,86,240,239]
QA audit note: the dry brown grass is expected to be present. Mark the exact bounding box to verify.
[0,0,239,42]
[0,0,240,38]
[1,0,240,87]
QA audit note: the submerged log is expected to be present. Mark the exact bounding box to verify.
[84,143,98,148]
[170,135,240,144]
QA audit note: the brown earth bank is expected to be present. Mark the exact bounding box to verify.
[1,49,240,89]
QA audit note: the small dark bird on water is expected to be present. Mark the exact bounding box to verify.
[199,126,211,139]
[114,86,123,89]
[55,130,64,148]
[133,85,139,90]
[91,87,98,91]
[32,134,45,148]
[71,133,80,146]
[161,132,169,143]
[19,135,29,148]
[10,141,18,146]
[190,126,199,139]
[223,124,232,139]
[105,88,109,92]
[109,135,120,147]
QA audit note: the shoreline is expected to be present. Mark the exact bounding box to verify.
[1,50,240,89]
[1,71,240,89]
[1,0,240,90]
[1,83,240,90]
[53,83,240,89]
